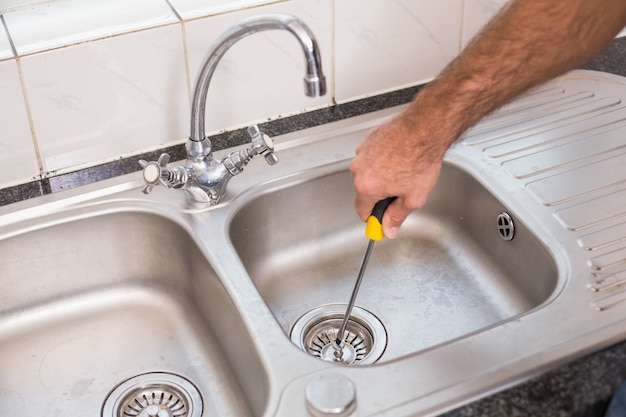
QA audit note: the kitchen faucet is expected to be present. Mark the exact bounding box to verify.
[139,13,326,204]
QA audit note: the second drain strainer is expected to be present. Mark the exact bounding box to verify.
[101,372,203,417]
[290,304,387,365]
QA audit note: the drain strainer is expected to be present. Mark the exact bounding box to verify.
[290,304,387,365]
[102,372,203,417]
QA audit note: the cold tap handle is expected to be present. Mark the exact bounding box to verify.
[247,125,279,165]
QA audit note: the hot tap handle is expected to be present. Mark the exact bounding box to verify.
[138,153,171,194]
[247,125,279,165]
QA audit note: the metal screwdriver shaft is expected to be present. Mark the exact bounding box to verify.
[333,197,396,360]
[334,239,375,351]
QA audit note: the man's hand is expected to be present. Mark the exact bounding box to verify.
[350,104,451,239]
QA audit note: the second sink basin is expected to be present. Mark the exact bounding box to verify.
[229,161,559,363]
[0,209,266,417]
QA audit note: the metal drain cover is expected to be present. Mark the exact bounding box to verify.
[290,304,387,365]
[497,212,515,241]
[102,372,203,417]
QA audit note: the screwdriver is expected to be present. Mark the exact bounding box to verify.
[334,197,397,355]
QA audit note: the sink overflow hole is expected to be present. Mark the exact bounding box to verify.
[497,212,515,241]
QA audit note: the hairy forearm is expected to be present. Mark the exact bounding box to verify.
[351,0,626,235]
[409,0,626,151]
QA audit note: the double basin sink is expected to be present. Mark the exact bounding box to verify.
[2,70,626,416]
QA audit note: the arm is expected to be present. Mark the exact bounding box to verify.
[350,0,626,239]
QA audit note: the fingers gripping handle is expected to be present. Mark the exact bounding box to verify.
[365,197,397,240]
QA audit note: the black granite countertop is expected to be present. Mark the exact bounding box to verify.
[443,340,626,417]
[3,34,626,417]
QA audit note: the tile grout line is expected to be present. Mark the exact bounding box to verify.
[180,22,193,112]
[163,0,193,114]
[15,59,45,178]
[1,14,45,179]
[330,0,337,106]
[459,0,466,52]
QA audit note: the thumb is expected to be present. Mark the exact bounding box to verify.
[382,198,411,239]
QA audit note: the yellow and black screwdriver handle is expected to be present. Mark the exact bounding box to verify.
[365,196,397,241]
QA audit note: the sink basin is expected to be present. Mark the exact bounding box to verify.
[0,210,266,417]
[228,162,559,362]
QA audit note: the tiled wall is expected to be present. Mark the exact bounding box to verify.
[0,0,508,190]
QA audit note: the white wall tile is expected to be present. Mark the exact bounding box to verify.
[0,21,14,60]
[463,1,625,46]
[2,0,482,187]
[20,24,189,174]
[168,0,281,20]
[1,1,55,13]
[3,0,178,55]
[462,0,508,48]
[0,59,40,188]
[183,0,333,135]
[335,0,463,103]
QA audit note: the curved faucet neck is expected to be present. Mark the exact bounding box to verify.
[189,13,327,142]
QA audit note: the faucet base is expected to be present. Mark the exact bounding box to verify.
[139,125,278,205]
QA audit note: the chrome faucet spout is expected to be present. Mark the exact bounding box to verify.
[139,13,326,205]
[189,13,327,142]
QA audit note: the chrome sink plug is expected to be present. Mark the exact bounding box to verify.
[139,13,326,204]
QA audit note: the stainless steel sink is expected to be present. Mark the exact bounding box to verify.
[228,162,558,362]
[0,209,265,417]
[2,70,626,417]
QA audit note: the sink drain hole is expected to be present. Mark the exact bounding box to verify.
[102,372,203,417]
[290,304,387,365]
